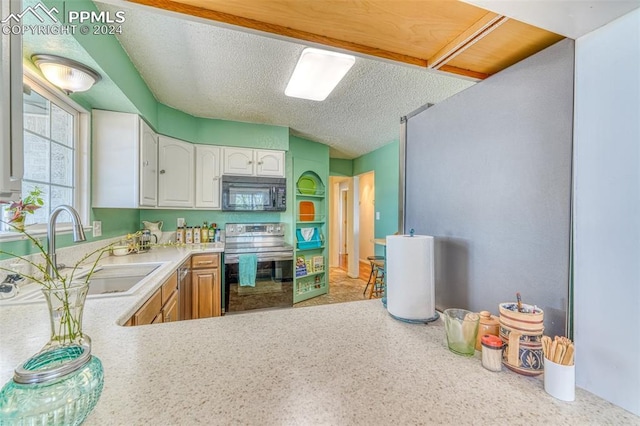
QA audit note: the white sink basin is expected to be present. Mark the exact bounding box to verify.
[0,262,164,306]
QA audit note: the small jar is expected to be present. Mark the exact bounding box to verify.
[481,334,504,372]
[476,310,500,351]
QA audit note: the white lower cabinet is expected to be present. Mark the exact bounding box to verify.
[158,136,194,208]
[195,145,221,209]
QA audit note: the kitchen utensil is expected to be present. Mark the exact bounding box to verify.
[299,201,315,221]
[443,308,479,356]
[142,221,162,243]
[111,245,129,256]
[297,176,317,195]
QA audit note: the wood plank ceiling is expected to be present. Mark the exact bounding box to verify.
[127,0,564,80]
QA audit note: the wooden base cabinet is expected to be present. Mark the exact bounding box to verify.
[191,254,221,319]
[128,272,179,326]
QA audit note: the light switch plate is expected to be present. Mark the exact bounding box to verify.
[92,221,102,237]
[177,218,185,228]
[376,212,380,220]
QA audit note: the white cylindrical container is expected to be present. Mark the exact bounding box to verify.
[386,234,438,323]
[544,357,575,402]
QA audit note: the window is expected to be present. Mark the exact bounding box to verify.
[22,84,75,224]
[19,76,89,227]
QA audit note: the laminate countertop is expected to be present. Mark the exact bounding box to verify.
[1,246,638,425]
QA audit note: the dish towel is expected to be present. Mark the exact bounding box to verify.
[239,253,258,287]
[300,228,314,241]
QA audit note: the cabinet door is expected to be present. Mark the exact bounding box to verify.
[179,265,192,321]
[223,147,254,175]
[256,150,285,177]
[162,291,179,323]
[158,136,194,207]
[195,145,221,209]
[132,289,162,325]
[92,110,140,208]
[139,119,158,207]
[192,268,221,319]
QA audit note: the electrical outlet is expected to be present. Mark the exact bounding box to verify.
[376,212,380,220]
[177,217,185,228]
[92,221,102,237]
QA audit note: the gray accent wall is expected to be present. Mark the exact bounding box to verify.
[405,39,574,338]
[573,9,640,415]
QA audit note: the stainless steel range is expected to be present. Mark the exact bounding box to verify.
[224,223,294,313]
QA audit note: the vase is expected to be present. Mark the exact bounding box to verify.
[0,282,104,424]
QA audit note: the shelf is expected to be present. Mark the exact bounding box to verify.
[295,281,327,297]
[296,270,325,279]
[296,191,325,198]
[297,221,325,225]
[296,245,325,252]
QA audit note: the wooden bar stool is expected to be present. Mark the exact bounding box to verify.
[369,260,385,299]
[364,255,385,296]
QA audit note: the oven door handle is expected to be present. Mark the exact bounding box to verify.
[224,253,293,264]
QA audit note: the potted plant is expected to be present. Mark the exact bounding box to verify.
[0,187,44,231]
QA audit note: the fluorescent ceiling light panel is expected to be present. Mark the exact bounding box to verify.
[285,48,355,101]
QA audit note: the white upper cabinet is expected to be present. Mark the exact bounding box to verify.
[223,147,254,176]
[255,150,285,177]
[158,136,194,208]
[195,145,221,209]
[139,120,158,207]
[223,147,285,177]
[92,110,158,208]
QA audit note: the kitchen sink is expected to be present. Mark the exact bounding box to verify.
[0,262,164,306]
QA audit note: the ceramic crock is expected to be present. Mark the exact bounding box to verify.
[498,302,544,376]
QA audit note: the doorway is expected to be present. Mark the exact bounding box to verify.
[323,173,376,306]
[339,188,348,270]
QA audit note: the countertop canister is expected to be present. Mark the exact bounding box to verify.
[481,334,503,372]
[475,310,499,351]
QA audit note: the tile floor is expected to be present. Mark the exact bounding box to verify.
[294,268,370,308]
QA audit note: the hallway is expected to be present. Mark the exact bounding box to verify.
[294,268,368,308]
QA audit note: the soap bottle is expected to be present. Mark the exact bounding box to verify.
[193,225,201,244]
[201,221,209,243]
[185,226,193,244]
[176,226,185,244]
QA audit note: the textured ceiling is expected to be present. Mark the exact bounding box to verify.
[97,2,475,158]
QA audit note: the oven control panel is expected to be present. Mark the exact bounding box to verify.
[225,223,284,237]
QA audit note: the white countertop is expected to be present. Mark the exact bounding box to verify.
[1,245,638,425]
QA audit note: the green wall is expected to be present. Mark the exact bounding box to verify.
[329,158,353,177]
[353,141,400,254]
[2,0,398,260]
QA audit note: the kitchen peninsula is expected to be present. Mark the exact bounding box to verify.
[0,246,637,424]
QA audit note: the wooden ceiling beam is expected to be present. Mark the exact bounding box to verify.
[128,0,428,67]
[428,12,509,72]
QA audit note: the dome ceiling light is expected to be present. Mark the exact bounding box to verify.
[32,54,102,94]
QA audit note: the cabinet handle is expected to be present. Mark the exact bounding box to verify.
[160,170,166,174]
[196,261,213,265]
[248,161,253,165]
[258,161,264,165]
[143,160,149,166]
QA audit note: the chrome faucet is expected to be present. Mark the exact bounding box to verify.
[46,205,86,278]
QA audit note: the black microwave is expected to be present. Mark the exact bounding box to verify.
[221,176,286,211]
